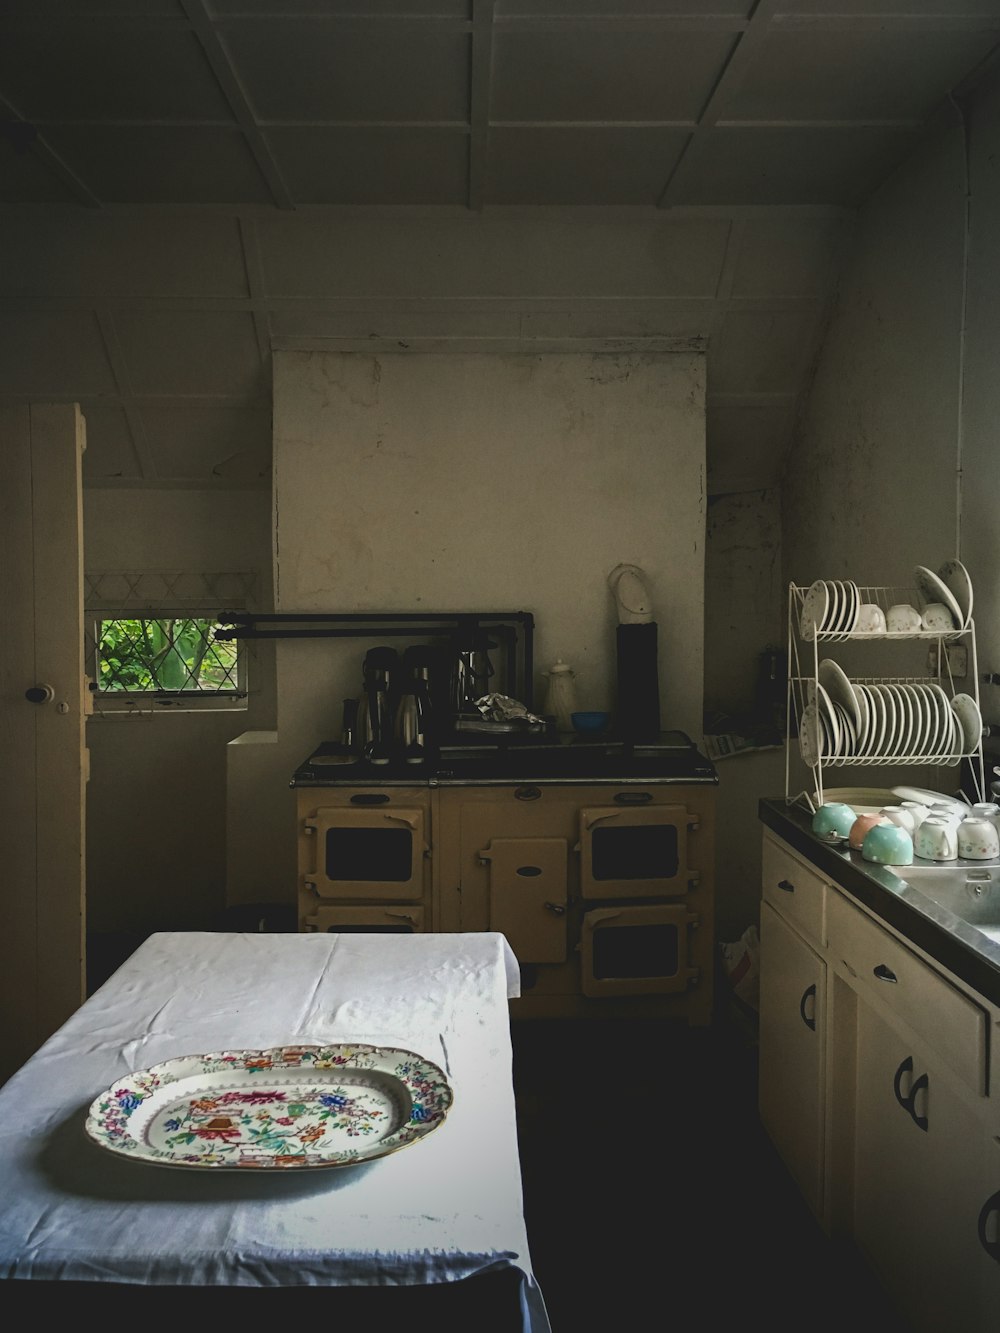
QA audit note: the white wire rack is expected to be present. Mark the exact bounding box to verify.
[785,581,985,809]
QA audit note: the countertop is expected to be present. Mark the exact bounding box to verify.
[759,798,1000,1007]
[291,730,719,787]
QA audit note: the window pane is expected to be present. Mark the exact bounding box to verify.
[97,617,241,694]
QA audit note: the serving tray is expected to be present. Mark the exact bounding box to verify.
[85,1044,453,1170]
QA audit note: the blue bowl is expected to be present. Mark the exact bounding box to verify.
[571,711,610,734]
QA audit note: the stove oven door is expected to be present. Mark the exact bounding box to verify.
[304,805,426,902]
[580,903,700,997]
[577,801,698,900]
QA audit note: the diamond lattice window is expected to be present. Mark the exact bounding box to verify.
[85,572,255,713]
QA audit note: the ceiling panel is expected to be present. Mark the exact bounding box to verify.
[265,127,468,204]
[111,310,264,396]
[79,404,142,482]
[219,22,470,122]
[730,30,1000,121]
[491,30,736,121]
[0,134,80,202]
[0,308,116,395]
[0,27,231,122]
[140,404,272,481]
[670,125,920,207]
[0,214,249,298]
[487,127,689,204]
[209,1,468,14]
[40,126,274,204]
[496,1,752,14]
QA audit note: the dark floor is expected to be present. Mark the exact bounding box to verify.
[511,1005,914,1333]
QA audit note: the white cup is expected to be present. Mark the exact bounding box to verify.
[855,603,887,634]
[914,816,958,861]
[886,603,922,633]
[898,801,930,832]
[881,805,917,834]
[921,601,957,633]
[957,816,1000,860]
[929,803,963,827]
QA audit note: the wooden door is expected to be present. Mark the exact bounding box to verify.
[0,403,88,1084]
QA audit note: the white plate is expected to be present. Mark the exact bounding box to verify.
[815,682,841,756]
[891,785,968,812]
[85,1044,453,1171]
[825,579,843,634]
[840,580,860,634]
[851,684,870,750]
[879,683,899,754]
[864,684,887,758]
[938,559,973,630]
[835,703,858,756]
[914,565,965,633]
[889,683,915,756]
[951,692,982,753]
[818,658,861,732]
[925,682,957,758]
[800,580,829,641]
[907,683,932,757]
[799,702,822,767]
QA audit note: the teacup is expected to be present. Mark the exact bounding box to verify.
[886,603,922,633]
[811,801,856,843]
[899,800,930,832]
[849,811,884,850]
[957,815,1000,860]
[929,803,963,827]
[921,601,957,633]
[855,603,887,634]
[914,816,958,861]
[880,805,918,834]
[862,820,914,866]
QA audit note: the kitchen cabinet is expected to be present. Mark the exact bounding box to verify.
[758,834,829,1222]
[294,745,717,1022]
[758,823,1000,1332]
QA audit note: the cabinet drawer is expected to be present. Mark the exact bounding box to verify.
[762,834,827,945]
[827,888,988,1097]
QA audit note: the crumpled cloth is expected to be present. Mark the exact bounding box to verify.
[0,930,550,1332]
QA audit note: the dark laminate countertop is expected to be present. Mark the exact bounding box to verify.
[760,798,1000,1008]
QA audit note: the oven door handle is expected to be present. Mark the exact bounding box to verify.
[582,811,626,831]
[381,812,420,830]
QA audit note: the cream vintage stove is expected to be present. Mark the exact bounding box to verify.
[291,731,718,1024]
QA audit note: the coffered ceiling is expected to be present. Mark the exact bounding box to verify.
[1,1,998,493]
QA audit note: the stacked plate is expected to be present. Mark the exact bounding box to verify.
[915,559,974,632]
[797,659,982,767]
[799,579,860,640]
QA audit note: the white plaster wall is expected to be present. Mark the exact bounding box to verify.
[958,76,1000,725]
[785,122,967,590]
[227,345,706,908]
[83,488,272,934]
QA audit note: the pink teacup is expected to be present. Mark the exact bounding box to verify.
[849,811,884,850]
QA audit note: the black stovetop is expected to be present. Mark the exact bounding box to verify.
[290,730,718,786]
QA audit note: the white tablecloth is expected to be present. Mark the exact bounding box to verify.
[0,930,550,1332]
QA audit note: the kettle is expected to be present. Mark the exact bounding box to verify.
[542,659,578,733]
[358,646,398,765]
[394,645,436,764]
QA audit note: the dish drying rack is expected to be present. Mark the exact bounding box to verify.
[785,580,986,810]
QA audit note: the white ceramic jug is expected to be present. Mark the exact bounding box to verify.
[542,659,579,733]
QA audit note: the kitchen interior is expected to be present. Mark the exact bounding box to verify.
[5,2,1000,1328]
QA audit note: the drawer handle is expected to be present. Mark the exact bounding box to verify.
[892,1056,929,1132]
[777,878,795,893]
[977,1189,1000,1262]
[515,786,541,801]
[613,791,653,804]
[873,963,897,983]
[350,793,390,805]
[799,983,817,1031]
[517,866,543,877]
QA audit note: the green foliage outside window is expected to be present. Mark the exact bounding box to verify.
[97,618,239,693]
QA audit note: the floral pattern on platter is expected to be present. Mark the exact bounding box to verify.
[85,1045,453,1171]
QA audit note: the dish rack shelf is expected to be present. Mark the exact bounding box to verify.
[785,581,986,809]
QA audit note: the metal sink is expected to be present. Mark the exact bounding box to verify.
[898,864,1000,942]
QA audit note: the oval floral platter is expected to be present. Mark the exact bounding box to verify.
[85,1044,453,1171]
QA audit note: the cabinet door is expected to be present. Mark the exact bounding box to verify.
[758,900,826,1221]
[853,997,985,1332]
